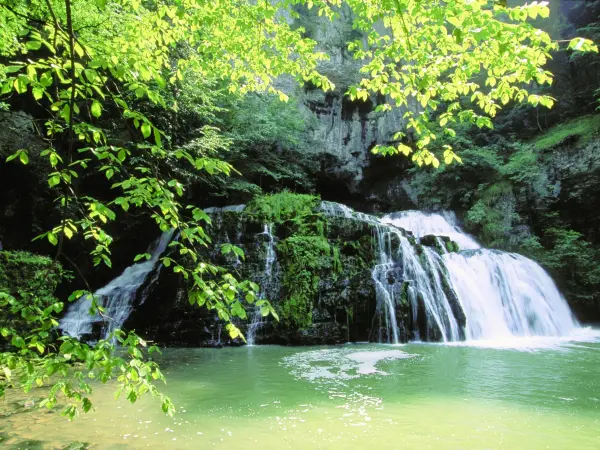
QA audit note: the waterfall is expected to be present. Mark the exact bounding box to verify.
[246,224,276,346]
[400,239,463,342]
[320,203,404,342]
[321,202,579,343]
[371,225,401,344]
[59,230,174,341]
[203,204,246,214]
[444,250,578,340]
[320,201,354,219]
[382,210,480,250]
[386,210,578,341]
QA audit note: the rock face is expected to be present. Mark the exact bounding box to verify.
[127,207,381,346]
[275,6,416,211]
[125,197,468,347]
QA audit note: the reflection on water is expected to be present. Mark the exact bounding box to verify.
[1,338,600,449]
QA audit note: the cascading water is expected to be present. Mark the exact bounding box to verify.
[399,238,463,342]
[382,210,480,250]
[371,225,401,344]
[444,250,578,340]
[384,210,578,341]
[246,224,277,346]
[321,202,579,343]
[59,229,174,340]
[320,202,466,342]
[203,204,246,214]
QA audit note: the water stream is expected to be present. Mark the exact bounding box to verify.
[247,224,276,346]
[59,229,174,340]
[321,203,580,343]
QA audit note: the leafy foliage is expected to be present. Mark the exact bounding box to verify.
[245,191,320,225]
[540,228,600,300]
[0,0,333,418]
[337,0,597,166]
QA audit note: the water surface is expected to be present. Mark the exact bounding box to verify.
[1,336,599,449]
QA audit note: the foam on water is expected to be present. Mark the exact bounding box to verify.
[382,210,480,250]
[282,347,415,381]
[347,350,413,374]
[444,327,600,351]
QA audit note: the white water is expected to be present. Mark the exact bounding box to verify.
[204,204,246,214]
[321,201,581,343]
[445,250,578,340]
[382,210,480,250]
[246,224,276,346]
[407,242,462,342]
[319,201,380,223]
[59,230,174,340]
[371,225,401,344]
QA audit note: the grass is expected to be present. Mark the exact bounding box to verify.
[532,114,600,150]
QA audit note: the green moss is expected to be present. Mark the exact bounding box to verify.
[0,251,63,335]
[332,244,343,275]
[245,191,320,223]
[532,114,600,150]
[277,235,331,329]
[399,281,410,307]
[0,251,62,296]
[445,241,460,253]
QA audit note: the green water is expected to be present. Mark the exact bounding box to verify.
[1,337,600,449]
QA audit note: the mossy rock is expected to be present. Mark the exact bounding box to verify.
[0,251,61,295]
[445,240,460,253]
[532,114,600,150]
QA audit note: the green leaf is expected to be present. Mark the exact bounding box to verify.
[11,335,25,348]
[141,123,151,139]
[26,41,42,51]
[47,233,58,246]
[91,101,102,118]
[447,16,462,28]
[14,77,28,94]
[32,87,44,100]
[154,128,162,147]
[19,151,29,165]
[48,175,61,187]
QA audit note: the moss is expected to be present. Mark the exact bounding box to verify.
[277,235,331,329]
[399,281,410,307]
[445,240,460,253]
[0,251,63,336]
[340,235,375,276]
[532,114,600,150]
[332,244,343,276]
[0,251,62,296]
[245,191,320,223]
